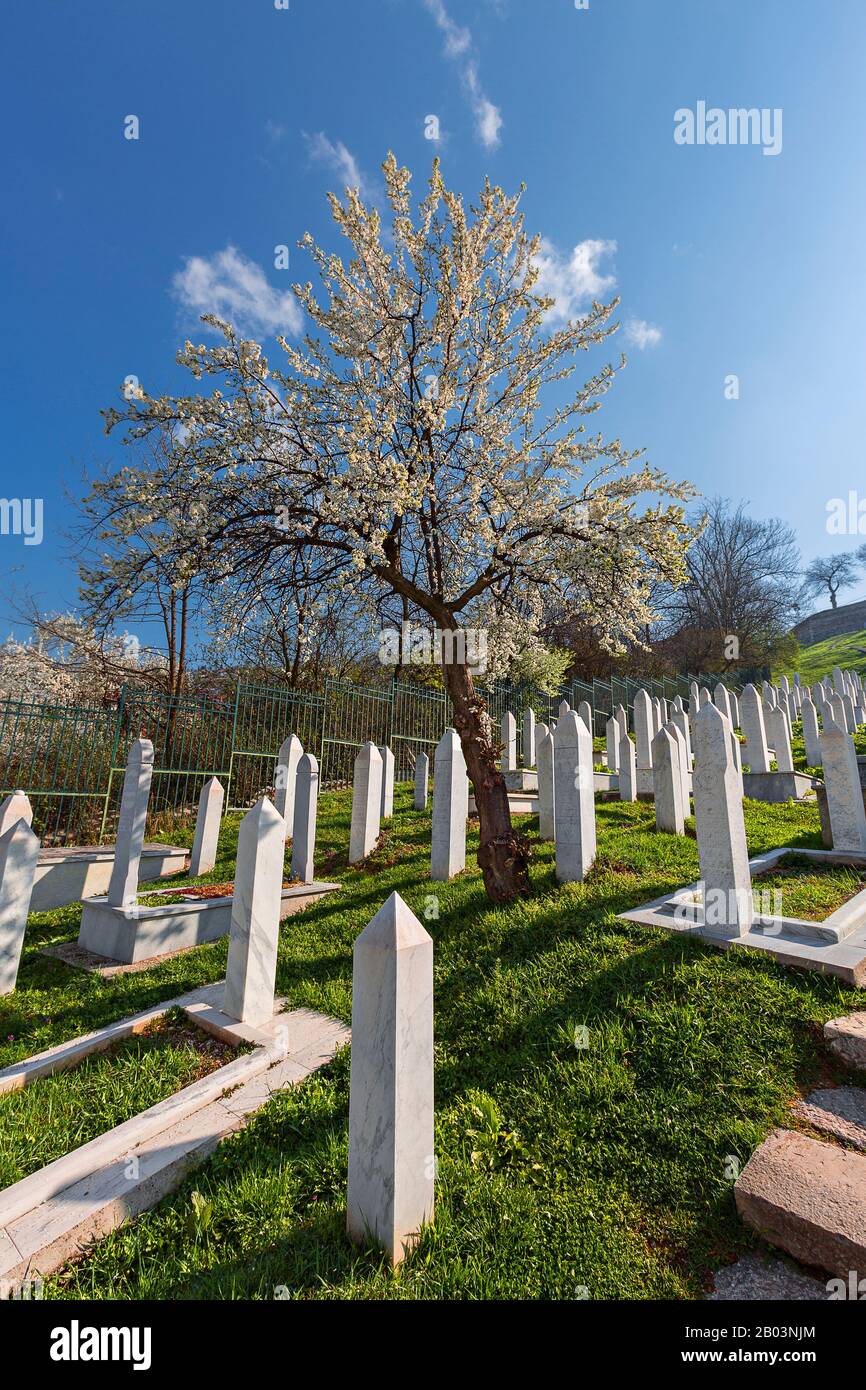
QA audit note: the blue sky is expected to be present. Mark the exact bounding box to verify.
[3,0,866,647]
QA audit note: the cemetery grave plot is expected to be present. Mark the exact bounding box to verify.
[3,784,865,1299]
[0,1009,244,1188]
[0,791,351,1291]
[670,852,866,924]
[748,852,866,921]
[71,740,338,967]
[136,878,306,904]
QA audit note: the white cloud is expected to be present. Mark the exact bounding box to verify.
[624,318,663,349]
[423,0,502,150]
[533,237,618,324]
[424,0,471,56]
[464,61,502,149]
[172,245,303,339]
[304,132,375,202]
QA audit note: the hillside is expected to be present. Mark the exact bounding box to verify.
[778,627,866,686]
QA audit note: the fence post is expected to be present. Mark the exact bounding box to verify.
[98,687,127,843]
[319,676,331,784]
[225,681,242,807]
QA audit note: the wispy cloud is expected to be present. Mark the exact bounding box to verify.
[265,118,287,143]
[423,0,502,150]
[533,238,618,325]
[172,245,303,339]
[303,132,376,202]
[624,318,662,349]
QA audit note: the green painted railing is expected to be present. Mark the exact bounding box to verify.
[0,669,736,845]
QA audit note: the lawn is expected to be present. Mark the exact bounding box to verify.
[778,628,866,687]
[1,785,862,1300]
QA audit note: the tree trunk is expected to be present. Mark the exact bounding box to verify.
[442,658,530,903]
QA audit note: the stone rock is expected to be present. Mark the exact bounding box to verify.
[793,1087,866,1151]
[824,1012,866,1071]
[735,1128,866,1279]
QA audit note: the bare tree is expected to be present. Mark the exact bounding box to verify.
[77,430,208,699]
[656,498,802,671]
[802,551,860,611]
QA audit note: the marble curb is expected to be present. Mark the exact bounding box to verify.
[0,994,350,1293]
[0,982,226,1095]
[77,881,341,965]
[617,847,866,986]
[31,844,189,914]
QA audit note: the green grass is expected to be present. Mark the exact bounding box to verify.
[1,788,862,1300]
[0,1011,238,1188]
[777,627,866,687]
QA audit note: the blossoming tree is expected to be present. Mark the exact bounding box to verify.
[105,156,695,901]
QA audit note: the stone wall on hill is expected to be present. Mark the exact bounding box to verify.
[793,599,866,647]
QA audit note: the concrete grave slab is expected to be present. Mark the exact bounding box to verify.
[76,880,340,966]
[30,844,188,914]
[617,846,866,986]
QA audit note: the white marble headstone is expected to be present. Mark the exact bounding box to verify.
[189,776,224,877]
[223,797,285,1026]
[347,891,434,1266]
[0,818,39,995]
[107,739,154,909]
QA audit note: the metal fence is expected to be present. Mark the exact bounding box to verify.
[0,668,737,845]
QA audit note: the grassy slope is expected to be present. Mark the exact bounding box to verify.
[1,789,862,1301]
[777,627,866,686]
